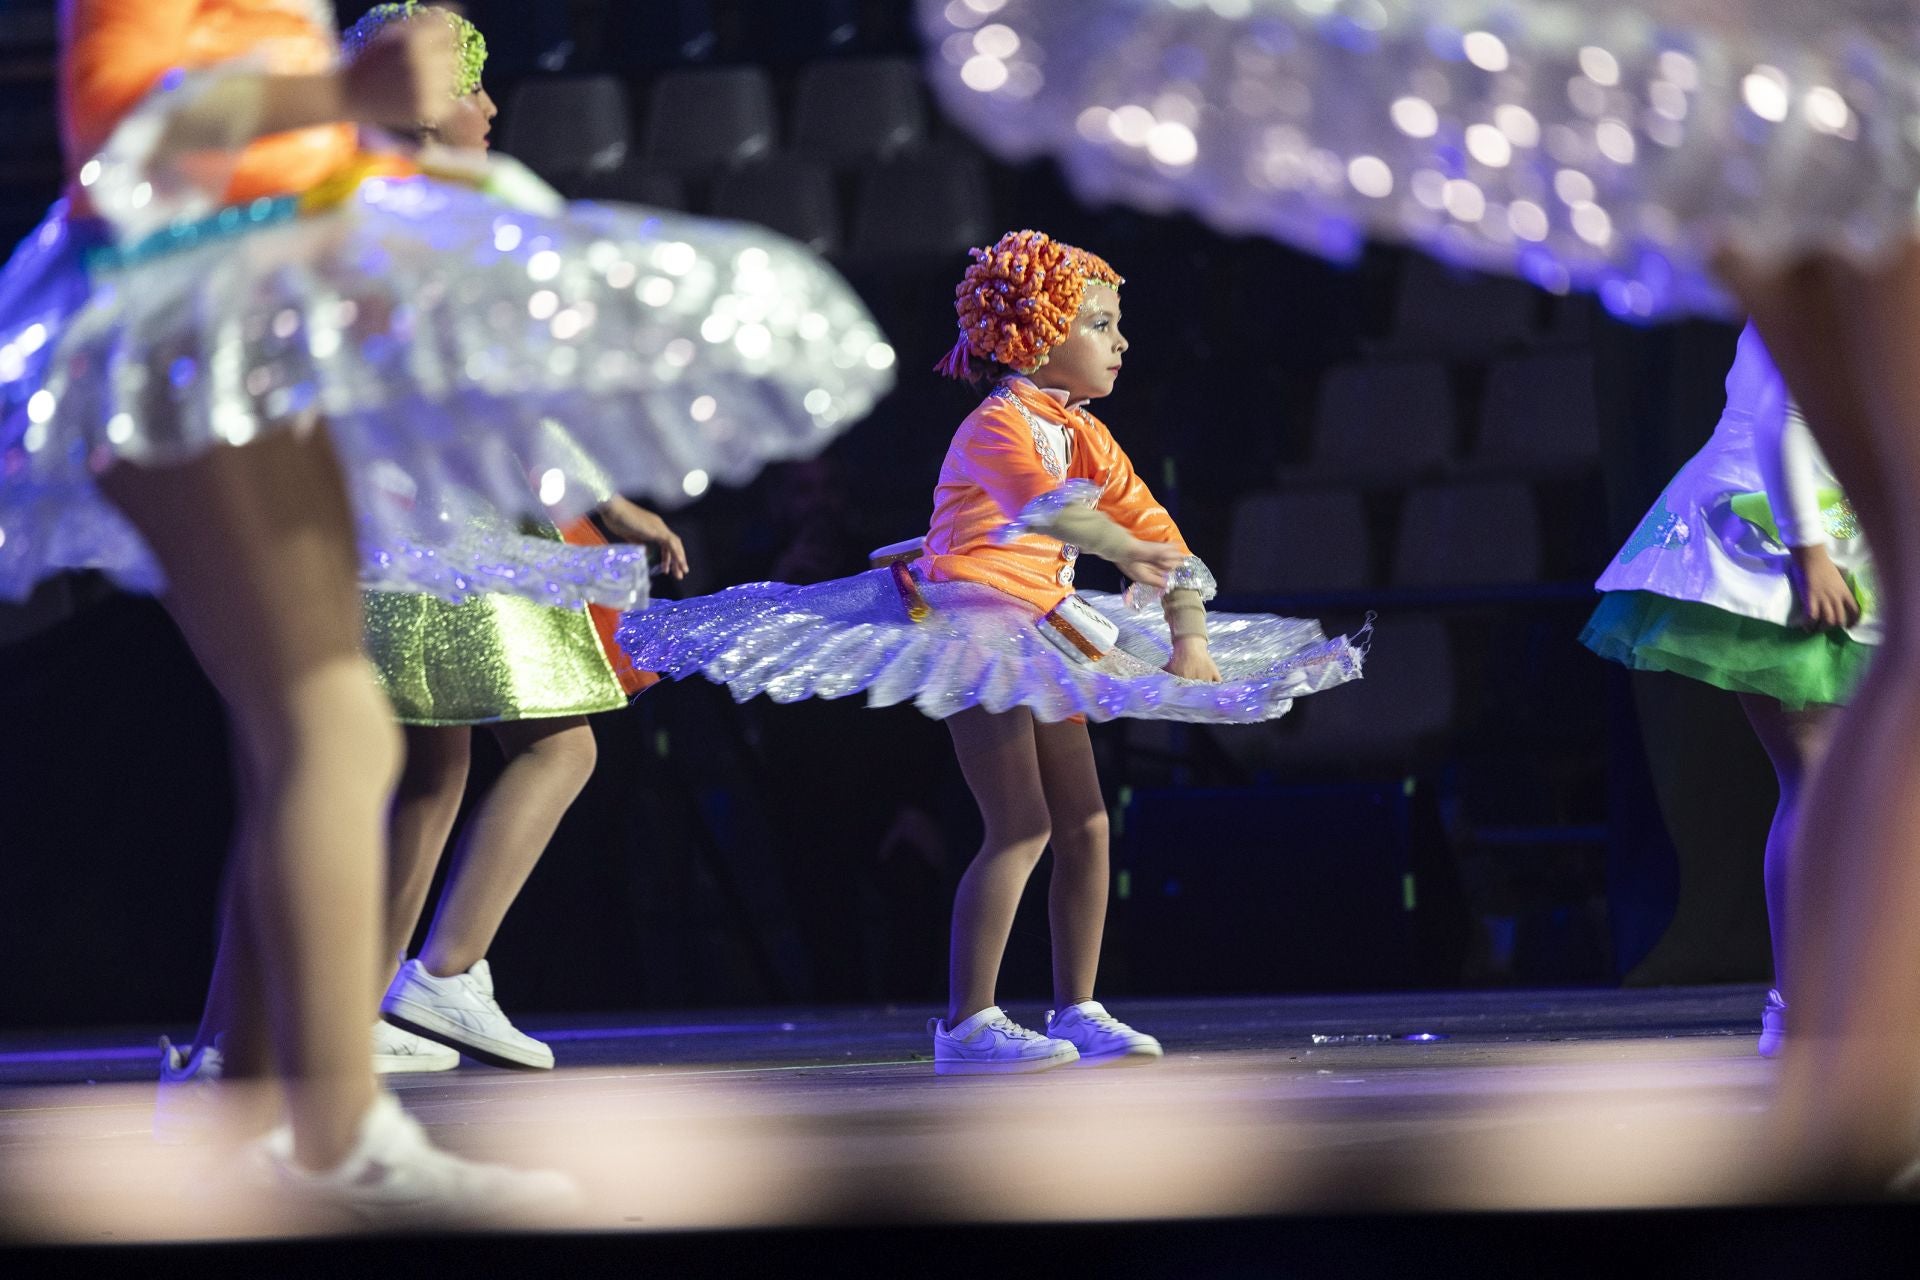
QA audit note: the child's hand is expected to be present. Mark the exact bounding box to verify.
[597,496,690,579]
[1787,543,1859,631]
[1117,538,1189,588]
[1165,635,1222,682]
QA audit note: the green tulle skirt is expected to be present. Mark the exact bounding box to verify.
[1581,590,1873,711]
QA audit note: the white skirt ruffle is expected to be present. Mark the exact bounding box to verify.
[619,568,1366,724]
[0,177,893,603]
[918,0,1920,322]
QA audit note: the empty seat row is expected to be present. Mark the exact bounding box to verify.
[1283,350,1600,487]
[499,59,929,185]
[579,147,994,259]
[449,0,893,74]
[1224,481,1548,594]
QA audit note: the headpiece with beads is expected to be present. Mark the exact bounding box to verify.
[934,229,1124,380]
[341,3,489,98]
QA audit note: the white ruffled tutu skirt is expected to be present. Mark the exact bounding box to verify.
[918,0,1920,321]
[0,177,894,603]
[619,568,1366,723]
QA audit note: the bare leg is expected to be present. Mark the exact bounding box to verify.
[944,706,1052,1025]
[191,865,275,1086]
[416,716,596,977]
[1726,246,1920,1183]
[383,725,472,984]
[1032,718,1110,1010]
[1735,695,1839,996]
[100,426,399,1171]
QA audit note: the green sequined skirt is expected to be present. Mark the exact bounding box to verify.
[364,588,627,726]
[1581,590,1873,711]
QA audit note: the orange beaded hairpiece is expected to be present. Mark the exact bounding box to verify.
[934,229,1124,380]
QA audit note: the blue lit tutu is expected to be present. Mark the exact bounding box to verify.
[918,0,1920,322]
[619,568,1366,724]
[0,149,893,603]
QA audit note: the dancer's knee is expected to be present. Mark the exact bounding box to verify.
[977,822,1052,869]
[1049,809,1109,864]
[528,722,598,787]
[236,660,403,795]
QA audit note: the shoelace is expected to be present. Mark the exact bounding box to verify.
[1069,1007,1132,1035]
[985,1014,1045,1042]
[460,974,507,1017]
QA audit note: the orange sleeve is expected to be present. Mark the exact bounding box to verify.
[957,403,1073,520]
[61,0,199,164]
[61,0,355,205]
[1091,429,1192,557]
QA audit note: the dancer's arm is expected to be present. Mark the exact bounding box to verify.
[964,408,1179,578]
[66,0,459,156]
[1079,433,1220,678]
[1756,394,1860,630]
[596,498,690,580]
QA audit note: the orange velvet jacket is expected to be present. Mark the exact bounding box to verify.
[921,378,1192,615]
[63,0,355,209]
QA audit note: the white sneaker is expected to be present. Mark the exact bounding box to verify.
[929,1005,1079,1075]
[154,1035,224,1144]
[258,1092,577,1228]
[373,1020,460,1074]
[381,958,554,1070]
[1757,989,1787,1059]
[1045,1000,1164,1065]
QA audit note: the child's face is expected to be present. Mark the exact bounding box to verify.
[1031,284,1127,402]
[438,86,497,150]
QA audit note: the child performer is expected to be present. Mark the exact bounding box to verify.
[1,0,888,1220]
[159,4,690,1081]
[1582,323,1878,1057]
[624,230,1366,1074]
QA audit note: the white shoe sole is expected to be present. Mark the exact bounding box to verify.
[374,1047,461,1075]
[933,1047,1080,1076]
[380,1003,554,1071]
[1070,1044,1165,1066]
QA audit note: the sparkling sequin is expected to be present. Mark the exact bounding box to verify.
[995,382,1066,479]
[1824,497,1862,541]
[917,0,1920,321]
[364,584,627,725]
[1123,554,1220,611]
[0,164,892,602]
[620,568,1364,725]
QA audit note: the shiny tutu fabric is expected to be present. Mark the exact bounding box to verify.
[919,0,1920,321]
[619,568,1366,724]
[0,175,893,602]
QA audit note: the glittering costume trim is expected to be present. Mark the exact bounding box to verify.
[995,478,1101,544]
[619,568,1364,725]
[1123,555,1219,610]
[993,382,1067,480]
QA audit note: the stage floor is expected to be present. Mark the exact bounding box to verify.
[0,983,1838,1246]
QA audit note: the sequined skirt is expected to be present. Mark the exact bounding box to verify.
[364,586,627,726]
[0,179,893,602]
[918,0,1920,321]
[619,568,1365,724]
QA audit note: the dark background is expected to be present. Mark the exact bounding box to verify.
[0,0,1781,1028]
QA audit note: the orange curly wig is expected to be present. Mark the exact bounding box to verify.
[934,229,1124,380]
